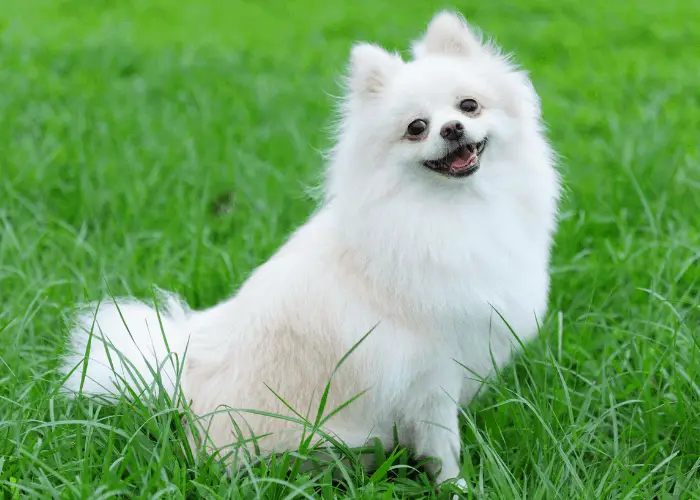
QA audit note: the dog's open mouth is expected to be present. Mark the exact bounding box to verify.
[423,139,488,178]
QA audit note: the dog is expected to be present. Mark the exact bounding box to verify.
[60,10,561,490]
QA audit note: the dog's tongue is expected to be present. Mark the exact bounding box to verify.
[449,148,478,172]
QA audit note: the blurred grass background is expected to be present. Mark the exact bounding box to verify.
[1,0,699,498]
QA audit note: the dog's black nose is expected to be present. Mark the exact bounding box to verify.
[440,120,464,141]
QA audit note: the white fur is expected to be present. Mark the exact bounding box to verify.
[60,11,560,486]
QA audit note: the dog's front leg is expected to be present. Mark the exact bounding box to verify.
[410,394,462,484]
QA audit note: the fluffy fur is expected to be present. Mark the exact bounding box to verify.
[60,11,561,486]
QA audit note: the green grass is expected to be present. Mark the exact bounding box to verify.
[1,0,699,497]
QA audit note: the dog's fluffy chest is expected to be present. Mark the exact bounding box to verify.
[338,190,551,334]
[311,193,551,404]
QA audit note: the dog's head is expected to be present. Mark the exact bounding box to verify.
[328,11,548,201]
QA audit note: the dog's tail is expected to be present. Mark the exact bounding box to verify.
[59,289,192,401]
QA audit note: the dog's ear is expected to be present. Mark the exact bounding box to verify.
[348,43,403,97]
[412,11,493,59]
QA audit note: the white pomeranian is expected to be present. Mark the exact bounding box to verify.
[60,11,560,488]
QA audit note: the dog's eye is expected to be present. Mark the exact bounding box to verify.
[459,99,480,114]
[406,119,428,137]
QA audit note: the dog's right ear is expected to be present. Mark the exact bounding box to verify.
[348,43,403,97]
[412,11,492,59]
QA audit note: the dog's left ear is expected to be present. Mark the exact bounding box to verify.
[412,11,493,59]
[348,43,404,97]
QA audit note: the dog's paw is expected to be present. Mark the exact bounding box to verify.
[451,478,468,500]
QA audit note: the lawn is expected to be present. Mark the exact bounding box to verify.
[1,0,699,498]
